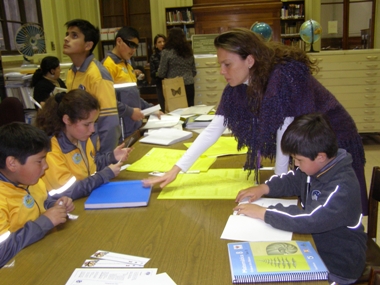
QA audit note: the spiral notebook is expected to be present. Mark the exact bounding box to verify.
[227,240,328,283]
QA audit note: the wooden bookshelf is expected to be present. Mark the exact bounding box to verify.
[165,6,195,41]
[280,0,305,49]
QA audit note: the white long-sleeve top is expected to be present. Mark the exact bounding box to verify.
[176,114,294,175]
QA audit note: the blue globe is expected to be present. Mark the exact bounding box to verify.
[299,20,322,44]
[251,22,273,42]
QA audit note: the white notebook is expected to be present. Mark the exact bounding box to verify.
[140,128,193,146]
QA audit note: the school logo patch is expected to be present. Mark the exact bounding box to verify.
[23,194,35,208]
[122,67,129,74]
[311,190,321,201]
[72,153,82,164]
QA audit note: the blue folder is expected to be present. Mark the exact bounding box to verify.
[84,180,152,210]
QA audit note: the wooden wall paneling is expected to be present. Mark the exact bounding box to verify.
[99,0,129,28]
[192,3,282,42]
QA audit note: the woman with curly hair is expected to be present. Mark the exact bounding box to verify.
[144,28,367,215]
[158,28,196,107]
[36,89,131,200]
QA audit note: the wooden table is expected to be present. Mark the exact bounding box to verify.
[0,139,328,285]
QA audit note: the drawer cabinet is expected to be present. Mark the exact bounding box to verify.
[194,55,226,108]
[311,50,380,133]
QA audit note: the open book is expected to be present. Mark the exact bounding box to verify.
[227,240,328,283]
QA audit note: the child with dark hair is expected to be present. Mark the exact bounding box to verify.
[234,113,367,284]
[31,56,67,106]
[0,122,74,267]
[36,89,131,200]
[102,26,162,138]
[63,19,120,154]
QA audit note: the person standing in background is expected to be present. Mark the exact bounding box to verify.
[63,19,120,154]
[150,34,166,112]
[102,26,162,138]
[31,56,67,107]
[158,28,196,107]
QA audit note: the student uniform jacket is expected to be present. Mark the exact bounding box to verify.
[102,52,152,138]
[66,54,120,153]
[0,175,56,267]
[41,132,116,200]
[264,149,367,279]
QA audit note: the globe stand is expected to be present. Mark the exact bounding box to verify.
[308,20,319,53]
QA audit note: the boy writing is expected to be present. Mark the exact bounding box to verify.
[234,113,366,284]
[63,19,120,153]
[0,123,74,267]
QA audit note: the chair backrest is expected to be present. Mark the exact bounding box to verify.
[0,97,25,126]
[368,166,380,240]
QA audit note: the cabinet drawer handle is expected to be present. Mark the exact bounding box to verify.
[206,93,218,97]
[365,88,377,92]
[365,103,376,107]
[364,117,375,122]
[366,72,378,76]
[366,64,378,68]
[206,86,218,90]
[206,78,217,82]
[365,94,377,99]
[206,70,217,74]
[366,56,378,60]
[364,110,375,114]
[205,62,217,66]
[363,125,375,129]
[206,101,218,104]
[365,80,377,84]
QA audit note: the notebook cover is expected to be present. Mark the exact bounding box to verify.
[84,181,152,209]
[227,240,328,283]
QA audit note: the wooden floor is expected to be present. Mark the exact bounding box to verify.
[361,133,380,246]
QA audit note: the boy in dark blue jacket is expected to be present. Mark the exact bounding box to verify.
[235,113,366,284]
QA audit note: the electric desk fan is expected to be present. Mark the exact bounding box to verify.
[15,23,46,68]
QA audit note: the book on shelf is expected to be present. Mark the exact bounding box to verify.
[227,240,329,283]
[84,180,152,209]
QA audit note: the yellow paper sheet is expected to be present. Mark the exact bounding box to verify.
[127,148,216,172]
[157,168,256,199]
[184,136,247,157]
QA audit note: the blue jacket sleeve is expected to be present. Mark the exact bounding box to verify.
[0,215,54,268]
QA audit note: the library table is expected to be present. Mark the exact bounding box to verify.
[0,139,328,285]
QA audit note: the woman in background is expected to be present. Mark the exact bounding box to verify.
[158,28,196,108]
[36,89,131,200]
[31,56,66,107]
[150,34,166,112]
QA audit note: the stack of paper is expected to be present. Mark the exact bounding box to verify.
[139,128,193,146]
[183,114,215,129]
[142,114,181,129]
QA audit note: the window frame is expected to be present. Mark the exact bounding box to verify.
[0,0,43,55]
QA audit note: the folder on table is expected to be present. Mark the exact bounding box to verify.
[85,181,152,209]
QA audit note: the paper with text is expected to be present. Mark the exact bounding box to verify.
[184,136,247,157]
[158,168,255,199]
[127,148,216,172]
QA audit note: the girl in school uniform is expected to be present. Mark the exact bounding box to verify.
[36,89,131,199]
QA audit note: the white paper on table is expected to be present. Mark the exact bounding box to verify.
[221,198,297,242]
[128,272,177,285]
[180,105,215,116]
[81,259,142,268]
[142,114,180,129]
[141,104,161,116]
[65,268,158,285]
[90,250,150,266]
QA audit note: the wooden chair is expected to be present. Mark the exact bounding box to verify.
[356,166,380,284]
